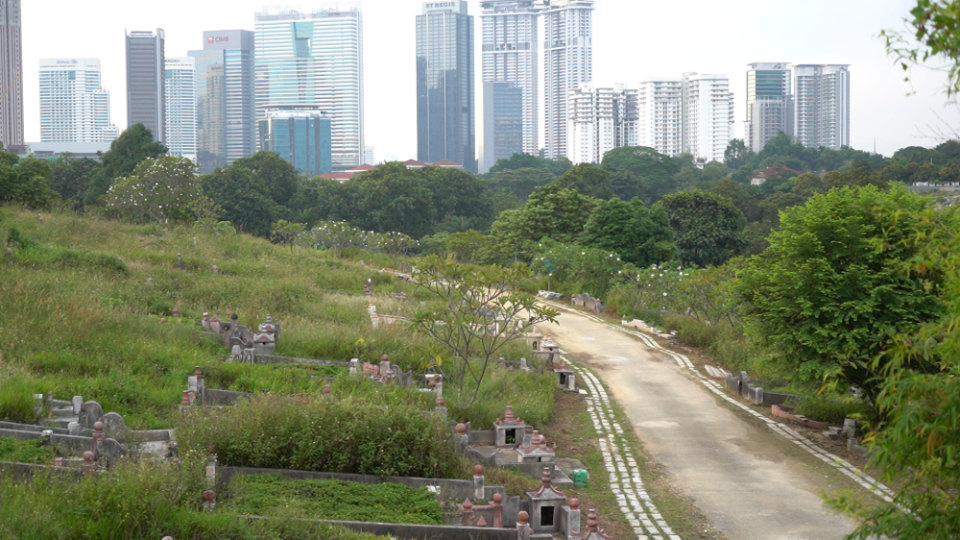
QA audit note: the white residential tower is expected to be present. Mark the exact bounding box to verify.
[567,83,637,164]
[164,57,197,161]
[793,64,850,150]
[39,58,116,143]
[542,0,594,159]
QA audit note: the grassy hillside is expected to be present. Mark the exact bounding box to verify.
[0,207,439,428]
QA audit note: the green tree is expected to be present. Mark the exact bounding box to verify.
[49,154,101,203]
[883,0,960,96]
[489,153,572,176]
[657,190,746,267]
[231,151,300,207]
[104,156,203,224]
[579,197,674,267]
[601,146,679,203]
[824,166,887,190]
[10,157,59,209]
[411,257,557,406]
[736,185,952,402]
[444,230,491,263]
[488,167,555,200]
[84,123,167,204]
[349,163,438,238]
[519,184,598,244]
[724,139,754,169]
[202,165,277,237]
[553,163,614,199]
[270,220,306,248]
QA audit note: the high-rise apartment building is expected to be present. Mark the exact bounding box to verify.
[543,0,594,159]
[480,0,538,171]
[483,81,524,169]
[126,29,166,143]
[637,78,682,157]
[793,64,850,150]
[680,73,732,163]
[255,4,364,171]
[363,145,374,165]
[164,57,197,162]
[257,106,332,177]
[745,62,792,152]
[0,0,23,148]
[189,30,256,173]
[567,83,637,165]
[39,59,116,143]
[416,1,476,172]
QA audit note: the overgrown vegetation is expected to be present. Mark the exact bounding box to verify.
[0,458,381,540]
[226,475,444,525]
[0,437,56,464]
[176,397,461,478]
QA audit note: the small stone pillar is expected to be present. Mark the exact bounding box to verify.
[473,465,485,500]
[181,390,191,406]
[163,537,173,540]
[462,498,474,526]
[431,374,443,397]
[172,308,180,318]
[455,423,469,454]
[72,395,83,415]
[176,253,184,269]
[93,421,106,467]
[522,426,534,448]
[379,355,391,378]
[476,517,488,527]
[68,422,81,435]
[517,512,531,540]
[435,397,447,416]
[565,498,581,536]
[492,493,504,528]
[571,509,613,540]
[520,358,529,371]
[82,451,96,476]
[202,490,216,512]
[54,457,63,468]
[212,264,218,275]
[350,358,359,377]
[322,385,333,401]
[194,367,205,405]
[206,446,217,487]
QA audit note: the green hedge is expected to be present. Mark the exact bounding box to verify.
[228,475,443,525]
[0,437,55,464]
[177,397,462,478]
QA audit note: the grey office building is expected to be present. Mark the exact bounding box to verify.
[126,29,166,143]
[189,30,256,173]
[483,81,523,170]
[0,0,23,148]
[416,1,476,173]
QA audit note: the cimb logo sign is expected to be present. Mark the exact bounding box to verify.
[207,36,230,43]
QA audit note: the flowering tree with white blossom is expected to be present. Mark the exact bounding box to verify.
[104,156,204,224]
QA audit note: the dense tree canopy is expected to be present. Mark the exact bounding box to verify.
[202,165,277,237]
[600,146,679,203]
[657,190,746,267]
[0,149,59,209]
[737,185,953,401]
[578,197,673,267]
[84,124,167,204]
[105,156,203,224]
[553,163,614,199]
[230,151,299,207]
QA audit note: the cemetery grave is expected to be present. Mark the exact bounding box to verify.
[0,208,632,540]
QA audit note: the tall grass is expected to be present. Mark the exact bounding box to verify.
[0,207,441,428]
[0,458,380,540]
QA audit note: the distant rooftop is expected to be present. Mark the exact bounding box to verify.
[256,3,361,21]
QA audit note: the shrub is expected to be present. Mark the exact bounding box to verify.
[0,378,42,424]
[176,397,462,478]
[227,475,444,525]
[662,314,720,349]
[790,396,873,426]
[0,437,55,464]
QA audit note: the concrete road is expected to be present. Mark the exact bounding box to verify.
[540,306,857,540]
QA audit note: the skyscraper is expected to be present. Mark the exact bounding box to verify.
[543,0,594,159]
[258,105,332,177]
[483,81,523,169]
[793,64,850,150]
[126,29,166,143]
[681,73,732,163]
[164,57,197,161]
[0,0,23,148]
[255,4,364,171]
[416,1,476,172]
[39,59,116,143]
[189,30,256,173]
[637,78,682,157]
[745,62,792,152]
[480,0,538,171]
[567,83,637,165]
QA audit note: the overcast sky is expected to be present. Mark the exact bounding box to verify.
[22,0,960,160]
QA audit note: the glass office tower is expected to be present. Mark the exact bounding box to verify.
[189,30,256,173]
[416,0,476,172]
[255,4,364,171]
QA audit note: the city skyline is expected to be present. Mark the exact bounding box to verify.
[16,0,960,160]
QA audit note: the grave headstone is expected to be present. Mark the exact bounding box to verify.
[101,412,130,441]
[79,401,104,428]
[493,406,526,447]
[525,468,567,534]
